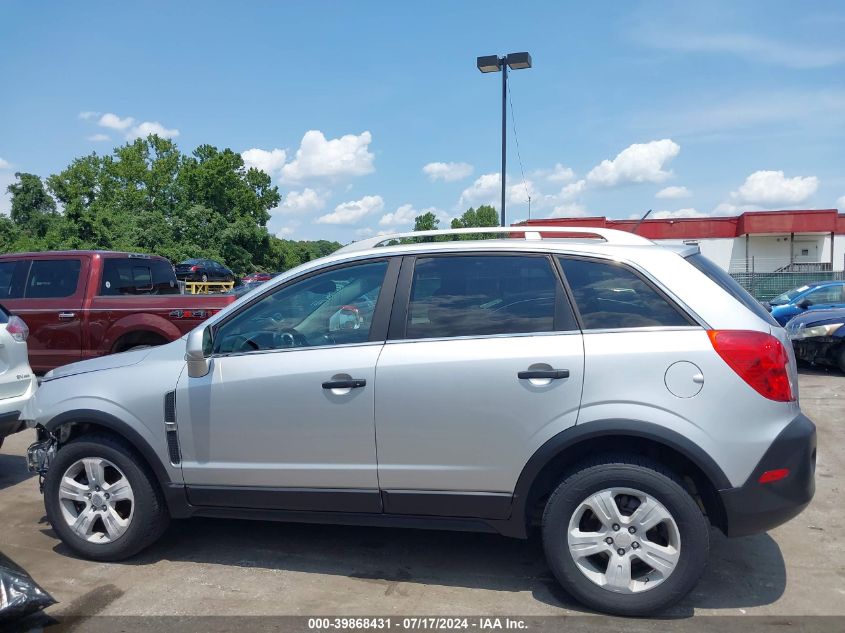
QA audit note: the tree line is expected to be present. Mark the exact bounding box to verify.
[2,135,501,273]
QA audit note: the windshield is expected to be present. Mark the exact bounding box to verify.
[770,285,811,305]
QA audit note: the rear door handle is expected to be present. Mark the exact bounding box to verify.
[322,379,367,390]
[518,369,570,380]
[58,312,76,320]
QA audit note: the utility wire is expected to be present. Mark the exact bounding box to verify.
[507,78,531,219]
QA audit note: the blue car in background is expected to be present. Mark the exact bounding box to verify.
[767,281,845,325]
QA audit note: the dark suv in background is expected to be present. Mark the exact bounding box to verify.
[175,259,235,283]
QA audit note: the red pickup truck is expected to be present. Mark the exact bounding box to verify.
[0,251,237,373]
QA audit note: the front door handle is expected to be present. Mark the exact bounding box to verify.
[58,312,76,320]
[518,369,570,380]
[322,378,367,390]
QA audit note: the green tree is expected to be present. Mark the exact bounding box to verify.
[7,172,60,240]
[413,211,440,232]
[0,135,341,275]
[450,205,499,230]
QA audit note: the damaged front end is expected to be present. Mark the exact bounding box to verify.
[26,428,57,493]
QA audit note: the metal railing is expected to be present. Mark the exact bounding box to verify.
[729,271,845,301]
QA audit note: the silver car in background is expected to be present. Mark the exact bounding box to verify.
[0,305,37,448]
[21,227,815,616]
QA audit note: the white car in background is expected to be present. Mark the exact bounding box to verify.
[0,306,37,449]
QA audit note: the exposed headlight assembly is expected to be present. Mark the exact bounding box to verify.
[790,323,844,339]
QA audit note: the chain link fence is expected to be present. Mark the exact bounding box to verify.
[729,271,845,301]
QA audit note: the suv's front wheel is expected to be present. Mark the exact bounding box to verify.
[542,456,709,616]
[44,434,169,561]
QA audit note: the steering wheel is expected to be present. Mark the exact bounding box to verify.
[229,334,261,352]
[275,328,309,348]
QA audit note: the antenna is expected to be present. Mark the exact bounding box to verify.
[631,209,652,234]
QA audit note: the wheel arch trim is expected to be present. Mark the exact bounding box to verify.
[502,419,732,538]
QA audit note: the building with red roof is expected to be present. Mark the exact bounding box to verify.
[520,209,845,272]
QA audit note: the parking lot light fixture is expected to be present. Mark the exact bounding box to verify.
[476,52,532,227]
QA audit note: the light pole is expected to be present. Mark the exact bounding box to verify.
[477,52,532,227]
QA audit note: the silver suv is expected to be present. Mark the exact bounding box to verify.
[23,227,816,616]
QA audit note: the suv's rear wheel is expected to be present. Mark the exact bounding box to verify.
[542,456,709,616]
[44,434,169,561]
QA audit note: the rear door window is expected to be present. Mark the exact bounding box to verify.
[404,255,574,339]
[25,259,82,298]
[559,257,691,330]
[100,258,179,295]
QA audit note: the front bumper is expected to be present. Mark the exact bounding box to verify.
[719,414,816,537]
[791,338,842,367]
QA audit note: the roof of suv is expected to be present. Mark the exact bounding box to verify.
[330,226,699,262]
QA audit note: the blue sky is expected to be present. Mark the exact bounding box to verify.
[1,1,844,243]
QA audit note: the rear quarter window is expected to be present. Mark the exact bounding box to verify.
[685,253,778,326]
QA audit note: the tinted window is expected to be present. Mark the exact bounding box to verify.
[0,262,19,299]
[805,285,844,303]
[560,257,690,329]
[405,255,568,339]
[214,260,388,354]
[100,258,179,295]
[25,259,81,298]
[685,253,778,326]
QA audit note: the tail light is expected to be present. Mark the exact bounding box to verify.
[707,330,794,402]
[7,315,29,342]
[190,265,198,272]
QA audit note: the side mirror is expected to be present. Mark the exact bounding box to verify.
[796,298,812,309]
[186,327,211,378]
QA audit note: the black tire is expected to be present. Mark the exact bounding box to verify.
[837,346,845,374]
[43,434,169,561]
[542,455,709,616]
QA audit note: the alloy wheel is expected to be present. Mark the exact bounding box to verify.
[57,457,135,543]
[566,487,681,593]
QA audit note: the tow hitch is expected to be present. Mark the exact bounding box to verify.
[26,434,57,493]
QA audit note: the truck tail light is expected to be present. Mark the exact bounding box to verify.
[707,330,794,402]
[7,315,29,342]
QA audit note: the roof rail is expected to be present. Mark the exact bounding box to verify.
[335,225,652,254]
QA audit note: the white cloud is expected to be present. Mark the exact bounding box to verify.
[242,148,287,178]
[730,170,819,206]
[78,111,100,120]
[558,179,586,199]
[544,163,576,183]
[459,173,501,208]
[713,202,742,215]
[86,133,111,142]
[587,139,680,187]
[0,157,11,169]
[128,121,180,140]
[648,32,845,69]
[281,130,375,183]
[276,226,296,237]
[355,227,375,237]
[98,112,136,130]
[316,195,384,225]
[276,188,328,214]
[550,202,587,218]
[379,203,418,227]
[838,195,845,212]
[656,185,691,199]
[422,161,473,182]
[0,172,15,215]
[650,208,709,219]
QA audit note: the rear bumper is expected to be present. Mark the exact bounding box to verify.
[719,413,816,537]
